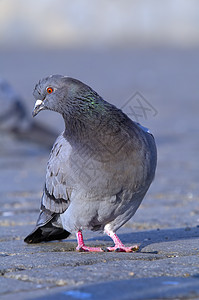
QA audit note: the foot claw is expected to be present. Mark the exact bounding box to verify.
[114,248,125,252]
[101,247,110,252]
[131,245,139,252]
[107,245,139,253]
[76,247,88,252]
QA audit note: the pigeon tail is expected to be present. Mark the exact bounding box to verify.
[24,211,70,244]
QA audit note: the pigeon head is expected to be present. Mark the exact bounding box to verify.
[32,75,103,118]
[32,75,128,145]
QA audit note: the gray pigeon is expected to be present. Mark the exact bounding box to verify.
[0,78,57,148]
[24,75,157,252]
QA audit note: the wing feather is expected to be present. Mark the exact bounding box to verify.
[42,134,72,213]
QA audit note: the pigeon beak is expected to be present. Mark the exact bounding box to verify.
[32,99,44,117]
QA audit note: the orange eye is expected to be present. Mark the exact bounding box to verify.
[46,87,54,94]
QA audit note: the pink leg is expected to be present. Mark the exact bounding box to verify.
[105,227,139,252]
[76,230,104,252]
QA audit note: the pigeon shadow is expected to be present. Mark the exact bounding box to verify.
[87,226,199,251]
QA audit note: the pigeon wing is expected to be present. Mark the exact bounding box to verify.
[42,134,72,213]
[24,134,72,243]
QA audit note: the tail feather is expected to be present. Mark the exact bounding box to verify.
[24,210,70,244]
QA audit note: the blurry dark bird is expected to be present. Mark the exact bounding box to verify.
[0,78,57,148]
[24,75,157,252]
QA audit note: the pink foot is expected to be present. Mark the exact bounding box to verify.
[105,226,139,253]
[76,231,104,252]
[76,245,104,252]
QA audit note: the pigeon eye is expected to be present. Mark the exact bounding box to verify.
[46,87,54,94]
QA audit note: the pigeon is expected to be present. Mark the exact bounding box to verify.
[24,75,157,252]
[0,78,57,148]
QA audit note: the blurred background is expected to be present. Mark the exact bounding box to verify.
[0,0,199,129]
[0,0,198,230]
